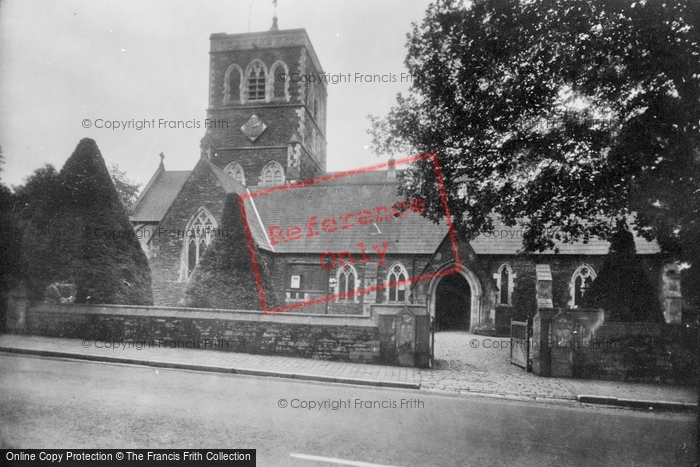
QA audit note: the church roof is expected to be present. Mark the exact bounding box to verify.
[132,162,661,256]
[244,179,449,255]
[242,170,660,256]
[469,217,660,255]
[129,167,191,223]
[209,162,246,195]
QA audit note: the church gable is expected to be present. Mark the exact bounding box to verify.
[146,157,235,306]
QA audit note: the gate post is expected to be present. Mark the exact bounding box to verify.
[5,282,28,333]
[395,306,416,367]
[532,308,558,376]
[550,310,575,377]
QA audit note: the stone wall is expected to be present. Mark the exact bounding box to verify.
[26,303,380,364]
[577,322,698,384]
[532,308,697,384]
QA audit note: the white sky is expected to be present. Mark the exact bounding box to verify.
[0,0,433,189]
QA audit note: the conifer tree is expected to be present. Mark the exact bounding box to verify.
[184,193,278,310]
[580,225,663,322]
[23,139,153,305]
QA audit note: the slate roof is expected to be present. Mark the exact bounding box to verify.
[469,217,660,255]
[244,178,449,254]
[132,162,661,256]
[130,167,191,222]
[209,162,246,195]
[242,169,660,256]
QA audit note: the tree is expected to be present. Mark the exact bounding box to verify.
[12,164,63,298]
[0,183,23,331]
[580,223,663,322]
[511,275,537,321]
[21,139,153,305]
[369,0,700,307]
[108,163,141,211]
[184,193,278,310]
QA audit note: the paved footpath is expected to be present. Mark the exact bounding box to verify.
[0,333,696,411]
[425,332,697,410]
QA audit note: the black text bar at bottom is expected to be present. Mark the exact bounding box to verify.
[2,450,256,466]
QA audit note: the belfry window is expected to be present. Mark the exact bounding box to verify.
[247,62,266,101]
[223,63,243,104]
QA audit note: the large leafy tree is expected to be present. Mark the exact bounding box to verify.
[370,0,700,299]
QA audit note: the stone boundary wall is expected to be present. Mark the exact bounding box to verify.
[532,308,697,384]
[25,303,381,364]
[578,322,697,384]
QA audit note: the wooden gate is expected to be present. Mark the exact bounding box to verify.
[510,319,530,370]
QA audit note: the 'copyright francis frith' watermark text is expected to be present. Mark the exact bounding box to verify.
[82,226,230,240]
[81,339,230,350]
[277,398,424,410]
[470,338,618,350]
[81,118,229,130]
[276,72,415,85]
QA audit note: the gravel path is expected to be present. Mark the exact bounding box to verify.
[424,332,578,400]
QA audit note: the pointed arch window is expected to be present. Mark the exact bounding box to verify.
[269,60,289,100]
[336,264,358,303]
[246,60,267,102]
[261,161,284,186]
[570,264,597,308]
[182,207,217,280]
[223,63,243,104]
[224,162,245,185]
[496,264,514,305]
[387,262,409,303]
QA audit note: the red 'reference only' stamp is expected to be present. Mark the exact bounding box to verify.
[239,152,462,314]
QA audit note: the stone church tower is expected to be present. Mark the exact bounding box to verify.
[202,18,327,185]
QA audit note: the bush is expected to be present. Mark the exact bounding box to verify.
[184,193,279,310]
[494,305,513,337]
[511,275,537,321]
[21,139,153,305]
[581,224,663,322]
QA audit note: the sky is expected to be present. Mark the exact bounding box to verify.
[0,0,434,189]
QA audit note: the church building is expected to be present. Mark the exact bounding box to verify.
[129,19,683,330]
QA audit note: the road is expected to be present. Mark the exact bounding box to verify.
[0,354,695,466]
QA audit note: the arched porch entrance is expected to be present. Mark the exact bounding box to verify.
[428,263,482,333]
[435,274,471,330]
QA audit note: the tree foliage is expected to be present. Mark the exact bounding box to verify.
[108,163,141,211]
[184,193,279,310]
[511,275,537,320]
[20,139,153,305]
[369,0,700,282]
[580,223,663,321]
